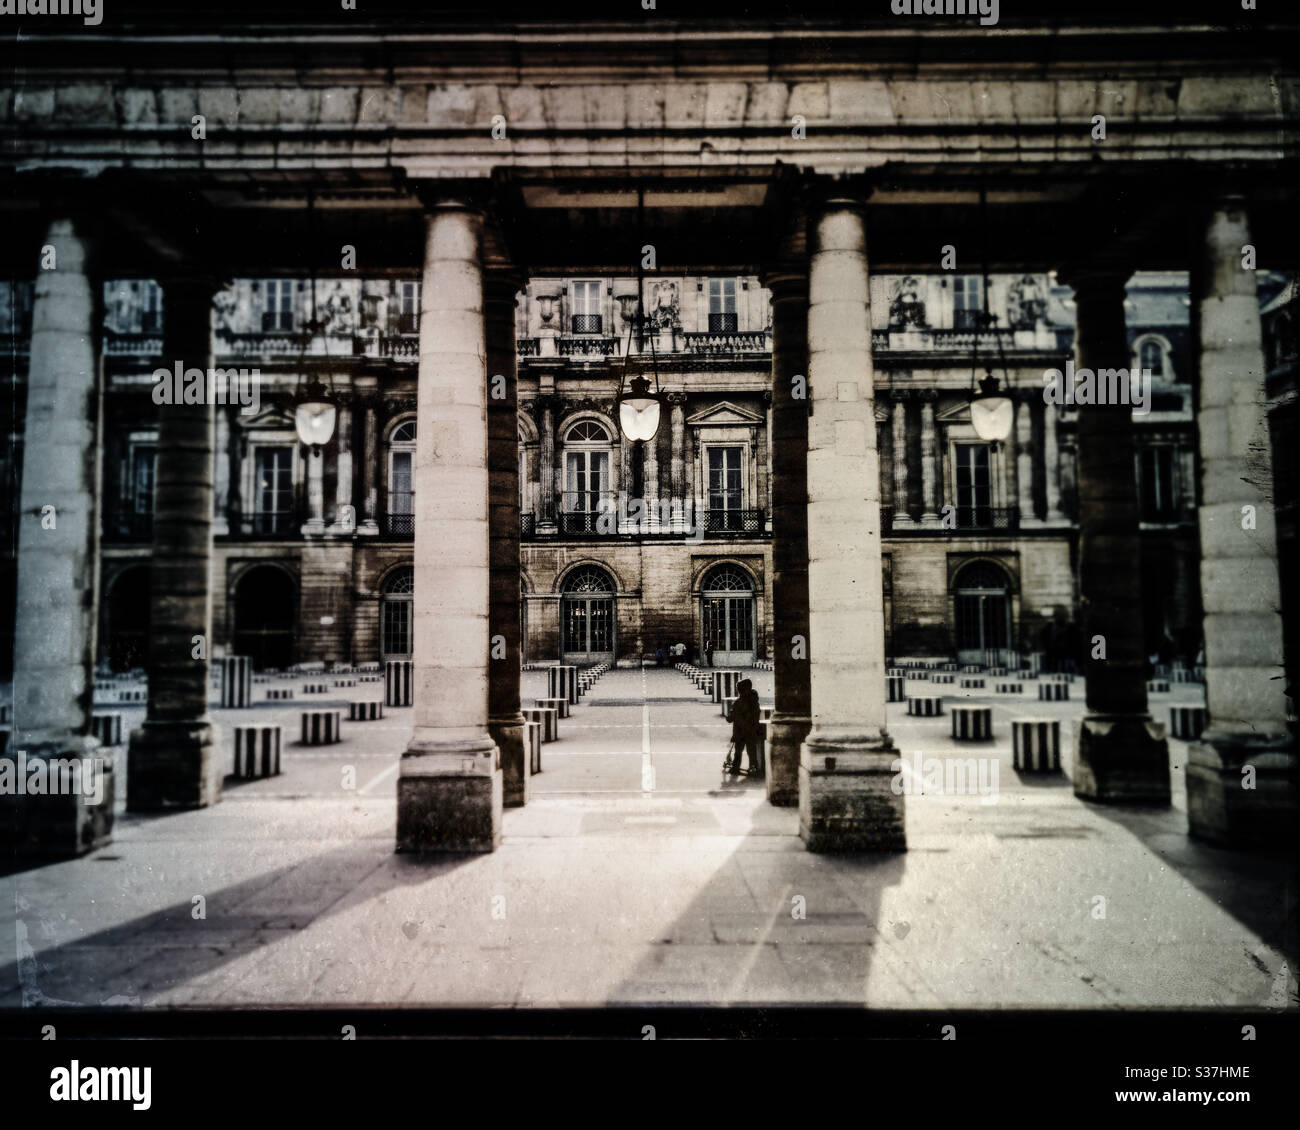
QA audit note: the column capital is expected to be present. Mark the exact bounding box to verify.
[917,388,939,404]
[409,181,492,215]
[665,390,688,407]
[889,388,911,404]
[802,172,875,213]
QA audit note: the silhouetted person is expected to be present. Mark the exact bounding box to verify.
[730,678,762,777]
[703,639,714,667]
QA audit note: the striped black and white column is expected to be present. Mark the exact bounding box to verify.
[1013,718,1060,772]
[300,711,342,746]
[386,660,413,708]
[951,705,993,741]
[233,725,282,777]
[220,656,252,709]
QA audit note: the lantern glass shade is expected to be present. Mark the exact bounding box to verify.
[295,400,337,449]
[970,377,1013,442]
[617,374,662,442]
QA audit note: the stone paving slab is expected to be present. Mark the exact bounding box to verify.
[1,669,1291,1011]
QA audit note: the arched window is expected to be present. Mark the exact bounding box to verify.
[562,420,613,535]
[700,564,755,666]
[386,419,416,535]
[953,561,1012,666]
[561,565,615,662]
[381,566,414,659]
[1135,336,1170,379]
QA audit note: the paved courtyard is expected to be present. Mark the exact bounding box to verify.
[2,667,1294,1008]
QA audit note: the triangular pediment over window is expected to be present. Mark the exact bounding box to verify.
[935,400,972,425]
[685,401,765,427]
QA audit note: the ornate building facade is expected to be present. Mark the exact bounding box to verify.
[4,266,1268,675]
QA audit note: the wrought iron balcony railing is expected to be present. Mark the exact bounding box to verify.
[571,314,602,335]
[386,492,415,537]
[681,330,770,355]
[521,512,536,538]
[557,335,617,357]
[703,508,764,534]
[954,505,1019,531]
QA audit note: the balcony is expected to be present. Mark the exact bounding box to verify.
[681,330,770,356]
[104,333,164,357]
[954,506,1019,531]
[557,336,617,358]
[236,508,304,538]
[103,511,154,543]
[571,314,602,335]
[385,492,414,537]
[703,508,764,535]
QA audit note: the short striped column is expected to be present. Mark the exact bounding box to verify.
[1012,718,1061,772]
[522,706,558,743]
[333,679,357,689]
[1146,680,1171,694]
[359,673,382,683]
[996,683,1024,695]
[951,705,993,741]
[548,665,579,705]
[267,688,294,701]
[118,689,147,704]
[712,670,741,703]
[940,662,959,672]
[91,712,124,747]
[1038,682,1070,702]
[987,666,1008,677]
[348,701,383,721]
[536,696,570,719]
[220,656,252,708]
[1046,672,1075,683]
[932,673,955,685]
[961,664,982,673]
[1169,705,1208,740]
[302,683,328,695]
[886,667,907,678]
[233,725,283,777]
[959,677,986,690]
[524,720,542,774]
[300,711,341,745]
[385,660,413,707]
[906,695,943,717]
[886,675,906,702]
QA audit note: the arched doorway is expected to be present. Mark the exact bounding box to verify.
[561,564,616,665]
[233,565,297,671]
[953,561,1013,666]
[700,564,755,667]
[103,565,150,672]
[381,565,414,661]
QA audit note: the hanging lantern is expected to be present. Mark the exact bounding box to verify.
[617,372,663,442]
[969,373,1014,443]
[294,378,337,453]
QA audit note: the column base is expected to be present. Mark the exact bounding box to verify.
[0,737,114,858]
[301,519,326,536]
[1072,714,1170,805]
[1186,731,1296,848]
[766,713,810,807]
[489,715,529,809]
[918,512,942,529]
[891,515,917,531]
[357,519,379,536]
[798,731,906,852]
[396,734,502,852]
[127,719,222,811]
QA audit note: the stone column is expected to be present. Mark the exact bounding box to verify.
[919,390,941,526]
[1187,198,1295,845]
[799,188,903,852]
[302,442,326,536]
[643,422,660,530]
[329,401,354,532]
[396,198,502,852]
[227,410,243,534]
[213,406,230,537]
[1043,397,1063,521]
[1016,396,1041,526]
[358,399,379,535]
[1067,270,1169,804]
[127,273,221,811]
[766,269,812,807]
[890,391,914,529]
[538,399,556,532]
[668,392,686,532]
[3,218,113,856]
[485,271,528,808]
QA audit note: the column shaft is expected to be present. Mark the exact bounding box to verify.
[799,192,903,852]
[127,274,221,811]
[766,272,811,806]
[1069,271,1169,804]
[539,401,556,529]
[396,201,501,852]
[1187,198,1295,845]
[919,392,940,524]
[890,393,913,528]
[5,218,113,855]
[485,275,528,808]
[359,401,379,534]
[331,402,354,530]
[1043,398,1062,521]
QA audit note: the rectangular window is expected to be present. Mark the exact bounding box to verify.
[140,282,162,334]
[399,281,419,335]
[262,279,295,332]
[382,599,412,657]
[708,279,738,333]
[708,446,744,513]
[1140,446,1177,519]
[255,447,295,533]
[953,276,983,330]
[572,281,602,334]
[955,444,992,525]
[131,446,157,515]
